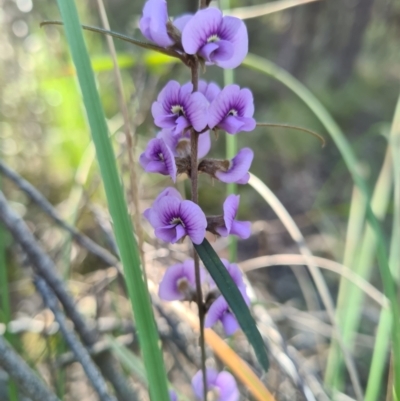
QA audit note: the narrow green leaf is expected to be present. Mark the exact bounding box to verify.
[55,1,169,400]
[194,239,269,371]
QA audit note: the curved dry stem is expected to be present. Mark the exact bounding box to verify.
[40,20,186,63]
[226,0,320,20]
[257,122,326,147]
[239,254,388,308]
[248,173,364,401]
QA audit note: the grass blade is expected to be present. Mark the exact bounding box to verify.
[55,1,169,400]
[243,53,400,399]
[194,239,269,371]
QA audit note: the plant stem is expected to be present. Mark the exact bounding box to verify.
[190,60,207,401]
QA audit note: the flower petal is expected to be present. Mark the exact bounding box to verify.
[158,260,196,301]
[185,92,209,132]
[208,84,240,129]
[215,148,253,184]
[179,200,207,244]
[215,371,240,401]
[198,81,221,103]
[222,194,239,233]
[218,116,246,134]
[173,14,193,32]
[139,0,174,47]
[182,8,223,55]
[218,16,248,69]
[231,220,251,239]
[198,131,211,158]
[221,312,240,336]
[205,295,229,328]
[191,369,219,400]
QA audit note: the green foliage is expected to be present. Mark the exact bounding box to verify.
[54,1,169,400]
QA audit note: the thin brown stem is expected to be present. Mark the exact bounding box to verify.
[190,59,207,401]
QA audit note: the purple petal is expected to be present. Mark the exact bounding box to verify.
[154,195,181,225]
[236,88,254,117]
[169,389,178,401]
[155,224,186,243]
[215,148,253,184]
[173,115,190,135]
[201,40,234,64]
[208,85,241,130]
[154,187,182,203]
[198,131,211,158]
[221,312,240,336]
[139,0,174,47]
[192,369,219,400]
[205,295,229,328]
[198,81,221,103]
[230,220,251,239]
[236,173,250,184]
[218,116,246,134]
[215,372,240,401]
[185,92,209,132]
[179,200,207,244]
[217,16,248,69]
[173,14,193,32]
[222,194,239,234]
[182,8,223,55]
[158,260,196,301]
[139,138,177,181]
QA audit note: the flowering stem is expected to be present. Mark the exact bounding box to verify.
[190,60,207,401]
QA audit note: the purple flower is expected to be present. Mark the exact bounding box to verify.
[169,389,178,401]
[215,148,253,184]
[205,295,240,335]
[205,259,249,335]
[199,80,221,103]
[192,369,239,401]
[182,8,248,69]
[208,85,256,135]
[158,259,204,301]
[139,138,177,181]
[215,195,251,239]
[172,14,192,33]
[152,81,208,135]
[159,129,211,159]
[139,0,174,47]
[144,188,207,244]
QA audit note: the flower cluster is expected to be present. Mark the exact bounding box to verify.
[138,0,258,399]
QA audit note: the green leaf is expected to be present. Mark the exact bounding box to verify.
[55,1,169,400]
[194,239,269,371]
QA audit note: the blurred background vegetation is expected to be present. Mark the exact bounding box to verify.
[1,0,400,399]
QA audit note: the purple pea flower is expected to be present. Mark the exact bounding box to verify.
[152,81,209,135]
[139,0,174,47]
[206,259,249,335]
[139,138,177,182]
[208,85,256,135]
[215,148,253,184]
[169,389,178,401]
[198,80,221,103]
[158,129,211,159]
[158,259,204,301]
[182,7,248,69]
[216,195,251,239]
[144,187,207,244]
[192,369,239,401]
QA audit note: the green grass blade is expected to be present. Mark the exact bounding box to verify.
[194,239,269,371]
[365,94,400,401]
[221,0,237,263]
[107,336,148,385]
[242,53,400,398]
[55,1,169,400]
